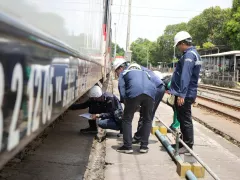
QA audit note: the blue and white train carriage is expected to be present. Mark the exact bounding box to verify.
[0,0,113,168]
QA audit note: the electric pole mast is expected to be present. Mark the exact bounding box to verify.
[114,23,117,58]
[125,0,132,62]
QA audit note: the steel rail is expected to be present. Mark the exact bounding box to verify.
[199,84,240,96]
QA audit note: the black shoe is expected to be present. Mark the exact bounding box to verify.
[80,127,97,134]
[175,146,193,154]
[117,133,123,138]
[171,143,183,149]
[116,146,133,154]
[178,147,189,154]
[132,138,140,144]
[139,146,149,153]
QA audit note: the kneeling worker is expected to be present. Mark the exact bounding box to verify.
[70,85,123,134]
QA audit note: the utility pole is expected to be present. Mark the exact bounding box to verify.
[173,47,176,69]
[125,0,132,62]
[114,23,117,58]
[142,47,148,68]
[146,47,149,69]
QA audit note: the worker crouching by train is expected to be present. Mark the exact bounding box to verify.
[69,85,123,135]
[116,63,156,154]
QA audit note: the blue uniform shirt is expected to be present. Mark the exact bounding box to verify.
[141,66,164,88]
[70,92,123,122]
[118,69,156,101]
[170,46,202,99]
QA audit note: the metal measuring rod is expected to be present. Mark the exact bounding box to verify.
[174,128,182,156]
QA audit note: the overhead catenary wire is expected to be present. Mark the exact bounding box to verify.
[112,4,202,12]
[115,0,127,49]
[51,8,190,19]
[116,0,127,44]
[117,0,123,26]
[48,1,202,12]
[112,12,189,19]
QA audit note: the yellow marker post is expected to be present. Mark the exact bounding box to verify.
[176,160,192,177]
[191,162,205,178]
[151,118,162,135]
[159,126,167,135]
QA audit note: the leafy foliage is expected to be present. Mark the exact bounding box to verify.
[203,42,215,49]
[111,43,125,57]
[130,3,239,67]
[130,38,152,66]
[188,6,231,46]
[225,0,240,49]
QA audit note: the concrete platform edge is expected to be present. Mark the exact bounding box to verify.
[83,138,106,180]
[162,96,240,148]
[192,115,240,148]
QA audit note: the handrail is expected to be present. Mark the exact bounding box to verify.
[155,130,197,180]
[155,116,221,180]
[186,170,198,180]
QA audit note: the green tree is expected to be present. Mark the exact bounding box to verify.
[203,42,215,49]
[130,5,235,68]
[188,6,231,46]
[150,23,188,65]
[130,38,152,66]
[225,0,240,49]
[111,43,125,57]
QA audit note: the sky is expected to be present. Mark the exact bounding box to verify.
[0,0,232,52]
[111,0,233,50]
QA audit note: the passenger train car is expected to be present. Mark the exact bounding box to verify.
[0,0,113,168]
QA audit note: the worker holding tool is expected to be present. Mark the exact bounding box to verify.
[169,31,202,154]
[162,76,180,132]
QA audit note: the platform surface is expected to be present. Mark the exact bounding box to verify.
[104,80,240,180]
[0,106,94,180]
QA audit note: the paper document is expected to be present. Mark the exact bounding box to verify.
[79,113,92,119]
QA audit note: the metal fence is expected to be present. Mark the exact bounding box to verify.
[201,70,239,88]
[151,67,174,73]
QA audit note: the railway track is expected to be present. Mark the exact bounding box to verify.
[197,84,240,122]
[198,88,240,102]
[196,95,240,123]
[199,84,240,97]
[197,95,240,111]
[164,91,240,123]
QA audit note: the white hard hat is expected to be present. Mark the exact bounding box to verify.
[112,58,127,70]
[173,31,192,47]
[88,85,102,98]
[153,71,163,79]
[127,63,141,70]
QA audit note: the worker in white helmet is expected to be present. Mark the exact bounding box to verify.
[116,63,156,154]
[112,57,130,77]
[69,85,123,134]
[132,68,165,144]
[112,59,166,147]
[169,31,202,154]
